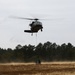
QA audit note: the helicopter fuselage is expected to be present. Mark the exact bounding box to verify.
[24,21,43,33]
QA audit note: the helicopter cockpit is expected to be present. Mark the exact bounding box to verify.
[29,20,42,27]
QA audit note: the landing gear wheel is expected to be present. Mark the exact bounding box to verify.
[41,29,43,32]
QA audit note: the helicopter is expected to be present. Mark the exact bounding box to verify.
[24,18,43,35]
[12,16,43,36]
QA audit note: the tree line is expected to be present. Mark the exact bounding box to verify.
[0,41,75,63]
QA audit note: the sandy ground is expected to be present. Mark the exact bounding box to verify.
[0,62,75,75]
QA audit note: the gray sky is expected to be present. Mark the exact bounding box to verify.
[0,0,75,49]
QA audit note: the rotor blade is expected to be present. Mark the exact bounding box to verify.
[39,18,64,21]
[10,16,35,20]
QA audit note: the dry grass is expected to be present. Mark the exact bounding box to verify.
[0,62,75,75]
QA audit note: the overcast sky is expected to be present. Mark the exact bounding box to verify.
[0,0,75,49]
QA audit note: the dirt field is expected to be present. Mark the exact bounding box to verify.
[0,62,75,75]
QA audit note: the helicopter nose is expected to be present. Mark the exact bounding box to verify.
[41,25,43,29]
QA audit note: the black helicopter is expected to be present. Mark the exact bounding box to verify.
[24,18,43,33]
[12,17,43,35]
